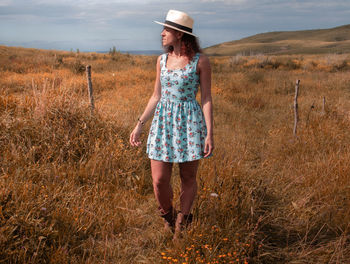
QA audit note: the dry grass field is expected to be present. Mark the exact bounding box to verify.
[1,45,350,263]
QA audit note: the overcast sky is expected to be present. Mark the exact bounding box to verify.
[0,0,349,51]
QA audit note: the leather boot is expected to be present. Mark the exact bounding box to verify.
[159,206,177,233]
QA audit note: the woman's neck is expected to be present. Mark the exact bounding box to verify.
[170,42,182,57]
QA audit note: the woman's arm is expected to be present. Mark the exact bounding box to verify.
[129,55,162,146]
[198,54,214,157]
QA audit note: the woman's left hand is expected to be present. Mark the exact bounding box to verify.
[203,136,214,157]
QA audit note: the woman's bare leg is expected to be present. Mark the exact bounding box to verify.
[151,160,173,213]
[179,160,199,215]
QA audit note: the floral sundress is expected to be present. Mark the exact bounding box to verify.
[146,53,208,163]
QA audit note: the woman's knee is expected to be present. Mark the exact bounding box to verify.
[152,174,171,188]
[180,174,197,187]
[151,160,173,187]
[179,161,199,183]
[179,168,197,186]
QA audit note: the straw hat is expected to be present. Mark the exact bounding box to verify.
[154,10,196,37]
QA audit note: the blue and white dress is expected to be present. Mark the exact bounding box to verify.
[146,53,208,163]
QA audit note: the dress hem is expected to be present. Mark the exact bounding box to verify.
[147,154,212,163]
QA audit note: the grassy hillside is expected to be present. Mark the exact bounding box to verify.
[1,45,350,263]
[205,24,350,56]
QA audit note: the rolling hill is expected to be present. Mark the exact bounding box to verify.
[204,24,350,56]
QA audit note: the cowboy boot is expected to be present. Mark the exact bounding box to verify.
[159,206,177,233]
[173,212,193,241]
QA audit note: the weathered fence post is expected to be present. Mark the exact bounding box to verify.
[322,96,326,114]
[306,101,315,127]
[86,65,95,111]
[293,80,300,136]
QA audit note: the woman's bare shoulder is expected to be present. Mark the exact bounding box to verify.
[156,54,164,67]
[197,53,211,69]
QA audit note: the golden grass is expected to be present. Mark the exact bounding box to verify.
[1,45,350,263]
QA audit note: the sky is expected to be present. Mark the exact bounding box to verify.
[0,0,350,52]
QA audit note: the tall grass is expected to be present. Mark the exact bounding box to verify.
[1,45,350,263]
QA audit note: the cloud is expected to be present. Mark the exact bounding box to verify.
[200,0,247,3]
[0,0,12,6]
[1,0,350,50]
[0,0,160,27]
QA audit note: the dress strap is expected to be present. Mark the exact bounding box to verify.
[160,53,167,69]
[191,53,201,73]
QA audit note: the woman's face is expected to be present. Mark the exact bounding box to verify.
[161,26,182,47]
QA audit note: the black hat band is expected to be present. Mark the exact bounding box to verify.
[164,20,192,33]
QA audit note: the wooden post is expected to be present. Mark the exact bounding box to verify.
[322,96,326,114]
[293,80,300,136]
[86,65,94,111]
[306,101,315,127]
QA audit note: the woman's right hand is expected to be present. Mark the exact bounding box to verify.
[129,124,143,147]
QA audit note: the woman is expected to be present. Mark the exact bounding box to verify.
[129,10,214,240]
